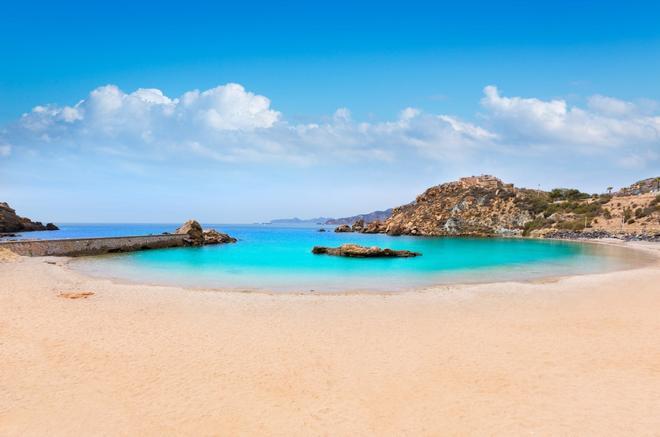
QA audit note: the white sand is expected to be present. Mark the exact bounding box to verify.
[1,241,659,436]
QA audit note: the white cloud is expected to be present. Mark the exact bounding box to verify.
[2,83,658,170]
[587,95,636,116]
[179,83,280,131]
[3,83,491,164]
[481,85,660,149]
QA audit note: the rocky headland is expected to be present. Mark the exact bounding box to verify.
[333,175,660,240]
[174,220,237,246]
[312,244,421,258]
[0,202,58,234]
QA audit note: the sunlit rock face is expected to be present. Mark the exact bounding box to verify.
[383,175,536,237]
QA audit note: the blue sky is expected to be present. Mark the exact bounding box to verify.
[1,0,659,222]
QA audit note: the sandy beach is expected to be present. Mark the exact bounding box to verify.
[1,241,660,436]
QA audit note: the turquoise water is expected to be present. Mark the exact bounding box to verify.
[69,224,647,292]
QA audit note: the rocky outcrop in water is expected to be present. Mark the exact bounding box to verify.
[175,220,205,245]
[312,244,421,258]
[335,220,387,233]
[202,229,237,244]
[363,221,386,234]
[334,224,352,233]
[175,220,236,246]
[0,202,58,234]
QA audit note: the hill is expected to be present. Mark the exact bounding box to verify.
[332,175,660,240]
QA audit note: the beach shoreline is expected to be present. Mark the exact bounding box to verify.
[1,240,660,435]
[61,236,658,295]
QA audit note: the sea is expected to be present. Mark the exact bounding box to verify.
[4,223,648,292]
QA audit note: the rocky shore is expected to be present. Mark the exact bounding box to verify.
[543,230,660,242]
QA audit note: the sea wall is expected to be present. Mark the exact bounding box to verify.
[0,234,188,257]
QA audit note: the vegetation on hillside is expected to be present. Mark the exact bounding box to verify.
[520,190,613,236]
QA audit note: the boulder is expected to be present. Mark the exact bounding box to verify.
[362,220,386,234]
[317,228,327,232]
[45,223,59,230]
[312,243,421,258]
[175,220,205,245]
[175,220,237,246]
[385,223,403,236]
[334,224,352,233]
[351,218,365,232]
[203,229,237,244]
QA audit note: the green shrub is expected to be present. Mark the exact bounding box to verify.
[623,208,632,222]
[522,217,551,236]
[573,202,602,215]
[549,188,590,201]
[603,209,612,219]
[556,219,586,232]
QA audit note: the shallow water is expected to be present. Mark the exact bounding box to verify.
[63,223,650,292]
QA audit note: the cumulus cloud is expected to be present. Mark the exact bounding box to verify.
[481,85,660,149]
[1,83,658,169]
[2,83,492,163]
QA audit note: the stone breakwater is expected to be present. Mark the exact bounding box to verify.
[0,235,188,257]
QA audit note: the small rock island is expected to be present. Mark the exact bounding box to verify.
[175,220,237,246]
[312,244,421,258]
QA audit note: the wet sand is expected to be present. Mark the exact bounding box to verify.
[1,242,659,436]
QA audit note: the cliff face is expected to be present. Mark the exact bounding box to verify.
[0,202,58,233]
[383,176,536,236]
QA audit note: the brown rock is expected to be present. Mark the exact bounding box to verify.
[334,224,352,233]
[175,220,205,245]
[311,244,421,258]
[351,219,365,232]
[174,220,237,245]
[0,202,58,233]
[362,220,386,234]
[203,229,237,244]
[382,175,535,237]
